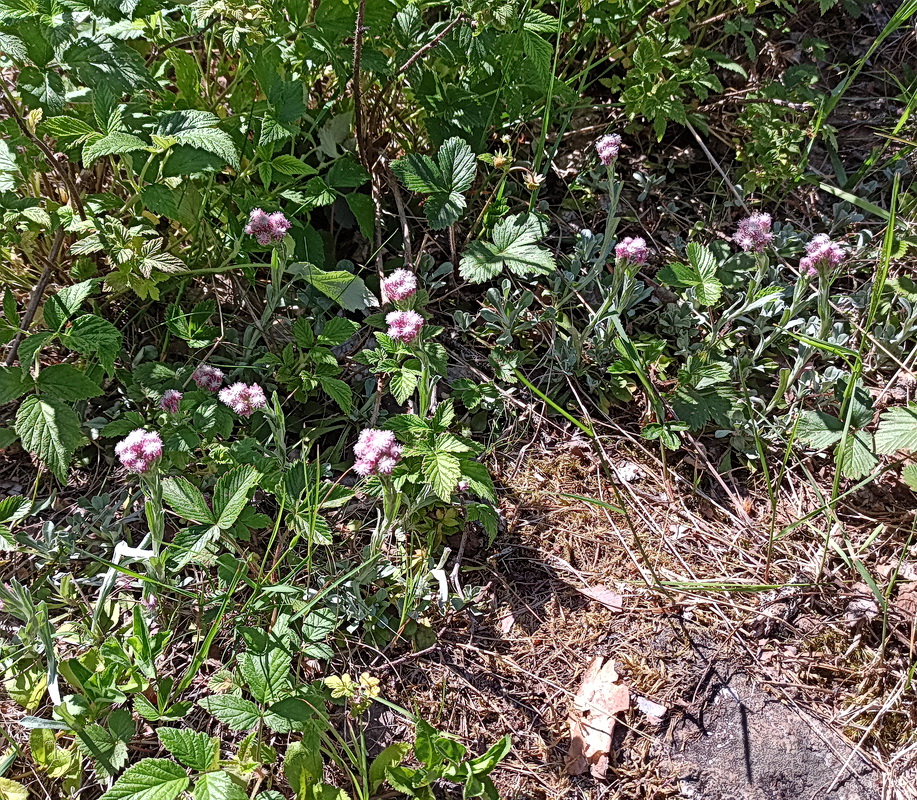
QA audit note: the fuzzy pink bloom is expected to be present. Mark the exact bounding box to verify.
[614,236,649,265]
[219,382,267,417]
[192,364,224,392]
[800,233,846,277]
[386,310,424,343]
[245,208,291,245]
[353,428,402,477]
[115,429,163,474]
[381,269,418,303]
[160,390,182,414]
[456,480,470,493]
[734,212,774,253]
[596,134,622,166]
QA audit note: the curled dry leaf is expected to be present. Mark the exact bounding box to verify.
[565,656,630,778]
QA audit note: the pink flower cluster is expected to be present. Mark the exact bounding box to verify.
[219,382,267,417]
[192,364,224,392]
[734,212,774,253]
[115,429,163,473]
[245,208,292,245]
[160,390,182,414]
[381,269,418,303]
[596,134,622,166]
[386,310,424,343]
[800,233,846,277]
[353,428,402,476]
[614,236,649,265]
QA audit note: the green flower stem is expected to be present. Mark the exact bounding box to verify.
[817,271,834,340]
[597,164,622,266]
[139,471,166,610]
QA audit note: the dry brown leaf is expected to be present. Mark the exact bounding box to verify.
[565,656,630,778]
[895,581,917,617]
[576,585,624,613]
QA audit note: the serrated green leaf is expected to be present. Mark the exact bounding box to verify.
[284,734,322,797]
[198,695,260,731]
[99,758,189,800]
[75,723,128,778]
[344,192,375,239]
[875,404,917,455]
[213,466,260,529]
[902,463,917,491]
[157,728,220,772]
[15,395,82,483]
[238,645,291,706]
[796,411,845,450]
[37,364,102,401]
[423,451,462,501]
[44,280,96,330]
[162,476,214,525]
[192,772,247,800]
[837,430,877,479]
[290,263,374,311]
[0,777,28,800]
[390,369,419,404]
[391,137,475,229]
[0,366,31,404]
[61,314,121,374]
[459,213,555,283]
[657,243,722,305]
[318,376,351,413]
[369,743,410,792]
[316,317,359,347]
[83,132,149,166]
[156,111,239,169]
[271,155,316,176]
[43,115,96,141]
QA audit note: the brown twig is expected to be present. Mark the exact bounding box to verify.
[352,0,368,167]
[145,19,217,65]
[396,14,467,76]
[5,228,66,367]
[0,86,86,221]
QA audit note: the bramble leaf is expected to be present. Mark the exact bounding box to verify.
[392,137,476,229]
[98,758,188,800]
[15,395,82,484]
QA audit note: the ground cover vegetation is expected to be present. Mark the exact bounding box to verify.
[1,0,916,797]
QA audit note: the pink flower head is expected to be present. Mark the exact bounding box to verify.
[192,364,224,392]
[386,310,424,343]
[800,233,846,277]
[115,429,163,474]
[245,208,291,245]
[353,428,402,477]
[219,382,267,417]
[381,269,418,303]
[456,480,470,493]
[596,134,622,166]
[160,390,182,414]
[734,212,774,253]
[614,236,649,265]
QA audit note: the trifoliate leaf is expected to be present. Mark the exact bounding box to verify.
[459,213,555,283]
[15,395,82,484]
[656,242,723,305]
[392,136,476,229]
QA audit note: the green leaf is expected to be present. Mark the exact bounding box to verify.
[156,111,239,169]
[318,377,352,413]
[37,364,103,401]
[15,395,82,483]
[0,366,31,404]
[423,451,462,502]
[284,736,322,799]
[902,463,917,491]
[192,772,247,800]
[0,778,28,800]
[99,758,189,800]
[157,728,220,772]
[391,137,476,229]
[162,477,215,525]
[290,263,374,311]
[389,368,419,404]
[838,430,877,479]
[44,279,96,330]
[238,646,291,705]
[270,155,316,177]
[656,243,722,305]
[317,317,359,347]
[796,411,845,450]
[369,743,410,792]
[459,214,555,283]
[875,404,917,455]
[61,314,122,374]
[213,466,260,529]
[344,192,375,239]
[468,735,511,775]
[198,695,260,731]
[75,723,128,778]
[83,132,149,166]
[19,66,65,114]
[327,157,370,188]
